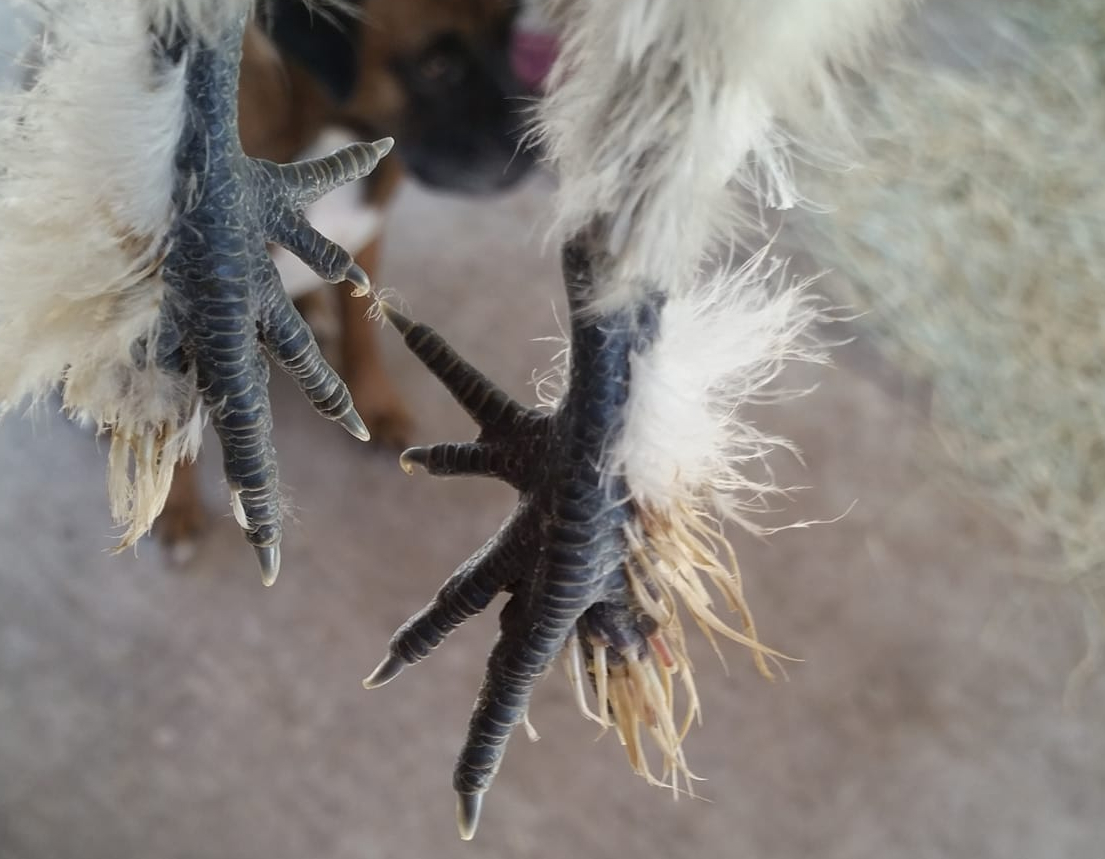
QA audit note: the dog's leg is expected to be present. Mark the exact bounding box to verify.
[339,234,413,449]
[155,459,207,563]
[336,154,413,449]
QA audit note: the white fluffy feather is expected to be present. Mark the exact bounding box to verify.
[530,2,911,773]
[538,0,908,308]
[0,0,239,543]
[614,248,828,520]
[536,0,905,518]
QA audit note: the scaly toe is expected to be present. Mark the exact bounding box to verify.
[363,652,407,689]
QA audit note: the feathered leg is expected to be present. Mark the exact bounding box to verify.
[366,227,651,837]
[364,0,907,839]
[368,226,791,838]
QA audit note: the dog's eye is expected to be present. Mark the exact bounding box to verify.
[417,52,465,86]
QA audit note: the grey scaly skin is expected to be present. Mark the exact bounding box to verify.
[150,9,392,583]
[366,226,665,839]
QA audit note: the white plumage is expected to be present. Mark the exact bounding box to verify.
[0,0,920,818]
[0,0,354,545]
[0,0,904,562]
[0,0,213,545]
[522,0,908,781]
[536,0,905,532]
[538,0,907,308]
[615,250,827,525]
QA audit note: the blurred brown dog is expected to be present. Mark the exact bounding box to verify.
[157,0,534,554]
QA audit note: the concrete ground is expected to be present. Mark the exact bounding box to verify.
[1,169,1102,859]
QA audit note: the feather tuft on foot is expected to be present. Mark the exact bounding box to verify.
[0,1,392,576]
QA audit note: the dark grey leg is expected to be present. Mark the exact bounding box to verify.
[151,9,392,583]
[366,225,669,838]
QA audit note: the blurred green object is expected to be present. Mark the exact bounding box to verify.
[801,0,1105,608]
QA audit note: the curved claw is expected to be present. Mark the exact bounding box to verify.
[397,447,423,475]
[456,792,483,841]
[255,543,281,588]
[345,263,372,298]
[337,411,372,443]
[398,443,497,478]
[362,652,407,689]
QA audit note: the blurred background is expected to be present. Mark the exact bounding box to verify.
[1,1,1103,858]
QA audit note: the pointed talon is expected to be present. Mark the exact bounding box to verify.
[398,447,428,474]
[378,301,413,334]
[456,792,483,841]
[346,263,372,298]
[363,652,407,689]
[255,543,281,587]
[373,136,395,159]
[337,408,371,442]
[397,441,520,482]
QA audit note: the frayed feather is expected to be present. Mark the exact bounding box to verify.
[596,253,827,787]
[0,0,205,545]
[528,0,908,784]
[614,247,828,524]
[536,0,909,309]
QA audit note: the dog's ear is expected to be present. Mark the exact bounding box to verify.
[260,0,361,103]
